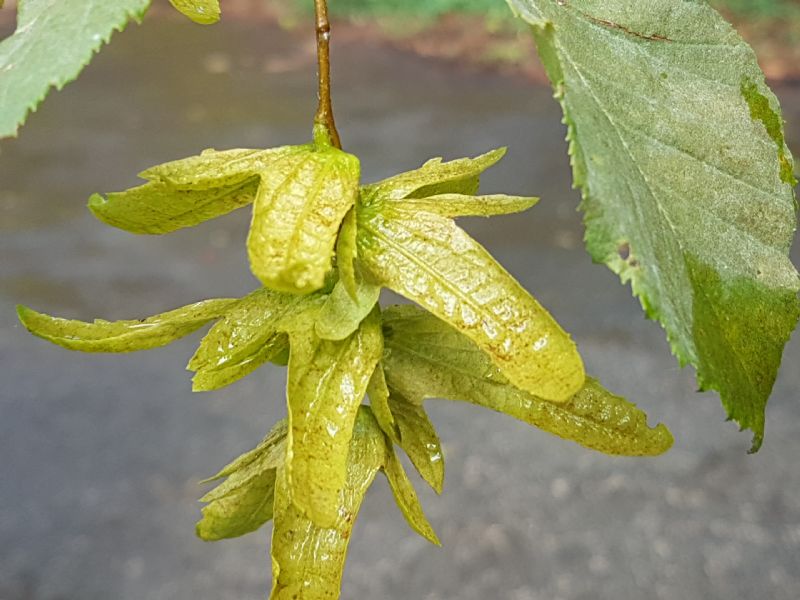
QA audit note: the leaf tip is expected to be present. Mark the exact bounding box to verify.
[524,196,540,210]
[195,518,217,542]
[16,304,34,327]
[748,431,764,454]
[482,146,508,165]
[86,193,107,215]
[427,529,443,547]
[652,423,675,456]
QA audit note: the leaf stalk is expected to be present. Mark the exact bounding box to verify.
[314,0,341,149]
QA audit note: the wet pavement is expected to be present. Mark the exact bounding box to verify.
[2,15,800,600]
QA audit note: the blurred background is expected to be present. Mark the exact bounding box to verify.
[1,1,799,599]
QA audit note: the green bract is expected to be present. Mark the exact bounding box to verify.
[357,150,584,403]
[284,306,383,527]
[17,299,237,352]
[315,276,381,341]
[384,388,445,494]
[187,288,306,391]
[507,0,800,449]
[269,407,386,600]
[382,305,673,457]
[246,130,360,293]
[197,420,287,541]
[90,129,360,295]
[18,144,676,599]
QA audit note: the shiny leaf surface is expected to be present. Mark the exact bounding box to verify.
[248,144,360,293]
[17,299,235,353]
[141,147,307,190]
[390,193,538,218]
[383,305,673,456]
[285,308,383,527]
[189,288,307,391]
[358,203,584,402]
[388,391,445,494]
[269,408,386,600]
[383,442,440,545]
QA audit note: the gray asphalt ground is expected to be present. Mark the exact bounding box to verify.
[2,16,800,600]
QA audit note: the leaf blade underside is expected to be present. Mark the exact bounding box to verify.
[508,0,800,448]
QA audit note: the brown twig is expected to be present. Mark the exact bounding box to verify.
[314,0,341,148]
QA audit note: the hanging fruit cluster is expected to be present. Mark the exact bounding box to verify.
[18,122,672,599]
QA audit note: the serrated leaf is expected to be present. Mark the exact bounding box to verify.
[315,277,381,341]
[361,148,506,204]
[382,305,673,457]
[387,391,445,494]
[285,308,383,527]
[383,442,440,546]
[248,145,361,294]
[269,407,386,600]
[169,0,220,24]
[336,208,359,300]
[393,193,538,218]
[508,0,799,449]
[0,0,152,138]
[17,299,235,353]
[197,420,287,541]
[188,288,307,391]
[366,363,399,442]
[88,178,259,235]
[358,202,584,403]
